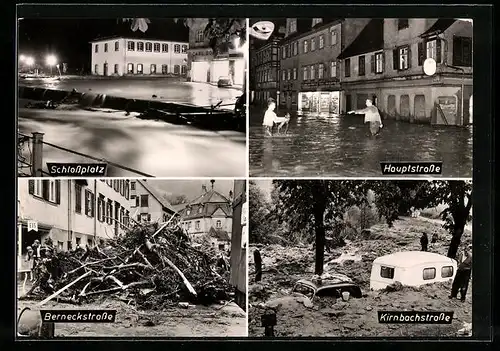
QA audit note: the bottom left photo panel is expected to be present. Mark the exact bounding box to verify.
[16,178,247,338]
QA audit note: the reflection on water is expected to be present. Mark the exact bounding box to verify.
[249,109,473,177]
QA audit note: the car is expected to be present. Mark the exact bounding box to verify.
[292,273,363,301]
[217,76,233,88]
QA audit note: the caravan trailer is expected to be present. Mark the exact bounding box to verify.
[369,251,457,290]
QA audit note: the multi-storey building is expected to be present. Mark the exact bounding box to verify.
[129,180,176,224]
[90,35,188,76]
[252,37,283,106]
[17,179,132,268]
[187,18,245,86]
[338,18,473,125]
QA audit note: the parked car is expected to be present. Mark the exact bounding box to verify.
[217,76,233,88]
[369,251,457,290]
[292,273,363,301]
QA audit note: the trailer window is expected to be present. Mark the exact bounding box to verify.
[423,267,436,280]
[380,266,394,279]
[441,266,454,278]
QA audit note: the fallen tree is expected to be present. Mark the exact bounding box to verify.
[21,222,232,309]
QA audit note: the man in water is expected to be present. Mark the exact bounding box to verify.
[347,99,383,136]
[262,99,277,136]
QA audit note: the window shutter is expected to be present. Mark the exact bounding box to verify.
[393,49,398,70]
[382,53,385,72]
[453,36,462,66]
[91,193,95,217]
[436,39,442,63]
[29,180,34,195]
[370,55,375,73]
[85,191,89,215]
[42,180,49,200]
[336,61,340,78]
[135,196,139,207]
[407,45,412,68]
[56,180,61,204]
[418,41,424,66]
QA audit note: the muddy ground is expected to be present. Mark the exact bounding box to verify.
[248,217,473,337]
[17,285,246,337]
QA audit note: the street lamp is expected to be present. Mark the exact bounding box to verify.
[46,54,58,76]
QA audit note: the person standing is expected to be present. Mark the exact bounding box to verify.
[347,99,383,136]
[25,246,34,282]
[450,248,472,301]
[262,99,277,137]
[31,240,41,281]
[420,232,428,252]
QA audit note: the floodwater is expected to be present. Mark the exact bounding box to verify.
[18,105,246,177]
[19,77,242,107]
[249,108,473,177]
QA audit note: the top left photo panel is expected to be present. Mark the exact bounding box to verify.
[17,17,248,178]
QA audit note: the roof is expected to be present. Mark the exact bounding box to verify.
[189,189,230,205]
[179,188,232,220]
[137,180,176,214]
[172,203,187,213]
[208,227,230,241]
[338,19,384,59]
[90,19,189,43]
[373,251,456,268]
[420,19,457,38]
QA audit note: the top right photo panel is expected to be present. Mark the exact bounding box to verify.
[248,18,473,178]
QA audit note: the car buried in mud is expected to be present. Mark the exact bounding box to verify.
[292,274,363,301]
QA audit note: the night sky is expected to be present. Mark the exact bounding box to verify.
[18,19,189,73]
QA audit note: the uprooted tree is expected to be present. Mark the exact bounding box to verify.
[363,180,473,259]
[272,180,364,275]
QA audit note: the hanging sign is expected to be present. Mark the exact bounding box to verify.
[27,220,38,232]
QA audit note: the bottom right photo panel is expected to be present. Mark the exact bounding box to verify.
[248,179,472,338]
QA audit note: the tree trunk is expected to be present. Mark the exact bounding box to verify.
[314,206,326,275]
[254,249,262,282]
[447,215,467,259]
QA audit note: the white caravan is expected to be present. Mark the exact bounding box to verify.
[369,251,457,290]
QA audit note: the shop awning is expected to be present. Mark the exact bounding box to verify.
[419,19,456,38]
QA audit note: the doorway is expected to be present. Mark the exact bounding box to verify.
[103,63,108,76]
[345,94,352,112]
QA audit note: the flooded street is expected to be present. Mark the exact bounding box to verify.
[18,106,246,177]
[19,77,242,107]
[249,109,473,177]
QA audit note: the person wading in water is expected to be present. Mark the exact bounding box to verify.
[347,99,383,137]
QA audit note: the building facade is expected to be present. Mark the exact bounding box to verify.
[252,37,282,106]
[278,18,343,113]
[178,183,233,249]
[187,19,245,86]
[90,36,188,76]
[18,179,131,268]
[129,180,176,224]
[339,18,473,125]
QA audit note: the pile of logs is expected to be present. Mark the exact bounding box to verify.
[21,221,232,309]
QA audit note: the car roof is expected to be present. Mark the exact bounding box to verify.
[295,275,357,290]
[373,251,456,268]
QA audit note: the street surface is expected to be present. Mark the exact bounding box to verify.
[19,104,246,177]
[249,108,473,177]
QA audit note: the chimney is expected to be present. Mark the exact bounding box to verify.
[210,179,215,190]
[229,190,233,201]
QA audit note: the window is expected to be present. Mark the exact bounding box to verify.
[182,45,187,53]
[130,181,136,190]
[127,63,134,74]
[311,37,316,51]
[303,40,308,53]
[48,180,57,202]
[216,220,222,229]
[150,64,157,74]
[104,43,108,52]
[137,42,144,52]
[125,210,130,226]
[318,63,324,79]
[198,207,203,213]
[394,46,410,70]
[75,183,82,213]
[127,41,135,51]
[153,43,160,52]
[319,35,324,49]
[330,29,338,46]
[113,180,119,192]
[310,65,315,79]
[145,42,152,52]
[181,65,187,75]
[114,64,119,74]
[174,44,180,53]
[174,65,180,74]
[115,41,119,51]
[293,68,297,80]
[312,18,323,27]
[135,196,139,207]
[281,46,285,59]
[162,64,168,74]
[426,40,437,61]
[453,36,472,67]
[288,19,297,33]
[330,61,337,78]
[344,58,351,77]
[94,64,99,74]
[398,19,409,30]
[187,209,191,215]
[131,195,136,206]
[196,30,204,42]
[282,70,286,81]
[441,266,454,278]
[195,221,200,230]
[85,189,95,217]
[292,42,297,56]
[380,266,395,279]
[423,267,436,280]
[95,44,98,53]
[374,52,384,73]
[137,63,143,74]
[358,55,366,76]
[287,69,291,80]
[98,194,105,222]
[187,222,191,229]
[140,195,149,207]
[107,199,113,224]
[303,66,308,80]
[76,237,81,247]
[162,43,168,52]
